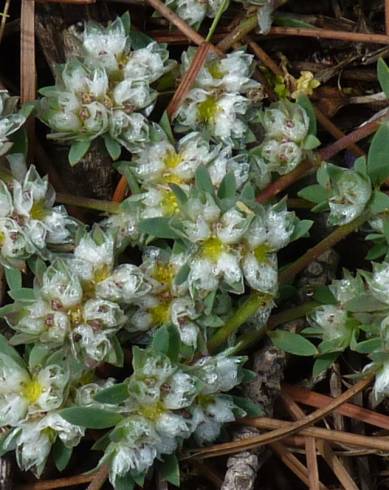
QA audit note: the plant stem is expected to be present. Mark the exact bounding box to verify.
[234,301,319,353]
[207,213,368,353]
[56,193,120,214]
[217,14,258,52]
[206,0,229,42]
[279,213,368,284]
[207,293,272,353]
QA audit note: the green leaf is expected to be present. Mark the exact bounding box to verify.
[0,333,25,368]
[353,337,381,354]
[28,344,51,370]
[233,396,264,416]
[129,30,154,49]
[159,454,180,487]
[170,184,188,206]
[121,11,131,33]
[152,324,181,362]
[59,407,123,429]
[106,335,124,368]
[8,288,35,302]
[103,135,121,161]
[138,217,180,239]
[345,294,389,312]
[303,134,321,150]
[114,473,135,490]
[68,140,91,166]
[296,94,316,135]
[269,329,318,356]
[4,267,22,290]
[94,383,129,405]
[9,128,28,157]
[274,15,315,28]
[366,242,387,260]
[367,124,389,185]
[313,286,337,305]
[52,439,72,472]
[240,182,256,203]
[312,353,339,377]
[195,166,214,195]
[218,172,236,200]
[290,220,313,241]
[174,263,190,285]
[159,111,175,144]
[369,190,389,214]
[378,58,389,99]
[298,185,329,204]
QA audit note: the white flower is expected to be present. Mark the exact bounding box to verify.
[8,412,83,477]
[327,167,371,226]
[192,395,236,444]
[369,262,389,305]
[123,42,175,83]
[373,362,389,405]
[174,89,250,145]
[72,230,114,282]
[41,260,83,309]
[96,264,151,303]
[183,50,260,94]
[0,91,26,156]
[0,354,68,427]
[194,354,244,394]
[102,416,160,485]
[309,304,349,342]
[166,0,207,26]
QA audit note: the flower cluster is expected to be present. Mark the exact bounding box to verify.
[0,155,77,268]
[0,14,329,488]
[39,15,175,163]
[256,100,314,176]
[89,347,247,486]
[4,229,150,366]
[174,50,263,146]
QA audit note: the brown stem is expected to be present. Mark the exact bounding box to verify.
[268,26,389,45]
[281,393,320,490]
[16,473,95,490]
[166,43,211,119]
[283,384,389,431]
[279,212,368,284]
[271,442,328,490]
[188,374,374,458]
[85,465,109,490]
[242,416,389,453]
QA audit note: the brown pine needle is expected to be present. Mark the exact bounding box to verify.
[242,417,389,453]
[16,473,95,490]
[283,384,389,431]
[85,465,109,490]
[281,393,320,490]
[166,42,211,119]
[271,442,329,490]
[188,374,374,459]
[268,26,389,45]
[281,392,359,490]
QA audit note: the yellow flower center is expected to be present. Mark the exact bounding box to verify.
[140,402,165,421]
[150,301,171,326]
[163,150,182,169]
[254,243,271,263]
[201,237,225,262]
[197,96,220,124]
[152,263,175,288]
[161,190,179,216]
[83,264,111,298]
[30,200,46,220]
[0,230,4,245]
[208,61,225,79]
[68,305,84,328]
[22,378,43,404]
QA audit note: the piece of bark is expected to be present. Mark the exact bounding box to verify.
[221,345,285,490]
[35,3,115,199]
